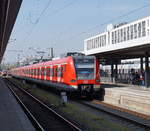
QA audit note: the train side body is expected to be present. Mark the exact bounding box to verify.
[10,56,100,97]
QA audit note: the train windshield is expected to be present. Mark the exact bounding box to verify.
[74,56,95,80]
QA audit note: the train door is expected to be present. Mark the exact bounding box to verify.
[46,66,50,81]
[62,64,67,83]
[57,65,61,82]
[53,65,58,82]
[44,66,47,80]
[39,66,42,79]
[50,65,53,81]
[41,66,45,80]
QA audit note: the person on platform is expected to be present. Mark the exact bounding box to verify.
[140,70,145,86]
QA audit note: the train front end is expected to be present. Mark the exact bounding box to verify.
[73,56,100,98]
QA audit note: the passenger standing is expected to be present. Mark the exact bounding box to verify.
[140,70,145,86]
[135,72,140,85]
[130,69,135,85]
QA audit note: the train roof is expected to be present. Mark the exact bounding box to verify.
[11,55,95,70]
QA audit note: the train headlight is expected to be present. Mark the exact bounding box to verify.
[70,79,76,83]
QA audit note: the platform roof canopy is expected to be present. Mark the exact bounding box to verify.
[0,0,22,63]
[84,16,150,60]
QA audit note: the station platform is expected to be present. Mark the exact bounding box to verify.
[0,78,35,131]
[101,82,150,116]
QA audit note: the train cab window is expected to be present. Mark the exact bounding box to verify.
[74,57,95,80]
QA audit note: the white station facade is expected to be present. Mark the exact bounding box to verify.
[84,16,150,57]
[84,16,150,87]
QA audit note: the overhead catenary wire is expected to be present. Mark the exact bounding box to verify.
[67,2,150,40]
[23,0,52,43]
[23,0,78,44]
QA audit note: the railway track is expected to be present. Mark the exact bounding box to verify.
[5,78,81,131]
[79,100,150,130]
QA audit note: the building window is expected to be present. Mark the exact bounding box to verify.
[115,31,117,44]
[130,25,133,40]
[134,24,137,39]
[142,21,146,37]
[123,27,126,41]
[120,29,123,42]
[118,30,121,43]
[104,35,106,46]
[138,22,141,38]
[98,37,100,47]
[112,32,114,44]
[127,26,130,40]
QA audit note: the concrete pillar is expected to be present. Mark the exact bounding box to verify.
[115,61,118,82]
[140,57,143,71]
[145,53,149,88]
[111,60,114,83]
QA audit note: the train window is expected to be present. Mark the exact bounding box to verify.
[34,69,36,76]
[50,68,54,77]
[147,29,149,36]
[57,67,62,77]
[138,22,141,38]
[142,21,146,37]
[55,68,57,77]
[44,67,47,76]
[130,25,133,40]
[32,69,34,75]
[42,67,45,76]
[46,67,50,76]
[134,24,137,39]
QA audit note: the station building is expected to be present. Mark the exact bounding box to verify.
[84,16,150,87]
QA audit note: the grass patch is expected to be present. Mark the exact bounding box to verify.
[9,78,133,131]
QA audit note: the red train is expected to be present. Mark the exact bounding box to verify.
[10,55,100,98]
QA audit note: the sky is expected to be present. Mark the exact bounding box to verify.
[3,0,150,64]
